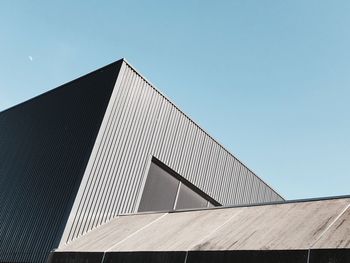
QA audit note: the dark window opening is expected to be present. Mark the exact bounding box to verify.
[138,157,220,212]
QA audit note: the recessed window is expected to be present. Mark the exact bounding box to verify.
[138,157,220,212]
[175,183,208,210]
[137,161,179,212]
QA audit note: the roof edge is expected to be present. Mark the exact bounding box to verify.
[118,194,350,216]
[121,58,284,200]
[0,59,124,114]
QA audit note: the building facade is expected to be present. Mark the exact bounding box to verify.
[0,59,283,262]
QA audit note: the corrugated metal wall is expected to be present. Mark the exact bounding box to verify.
[0,61,122,263]
[62,60,283,244]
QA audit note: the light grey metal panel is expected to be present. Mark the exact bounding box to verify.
[124,86,164,214]
[255,179,262,203]
[261,183,267,202]
[152,97,172,157]
[240,168,249,204]
[61,61,283,244]
[111,80,154,216]
[263,187,270,202]
[204,143,220,196]
[250,172,259,203]
[172,114,189,172]
[237,164,248,205]
[270,191,276,202]
[157,105,172,161]
[240,169,249,205]
[231,164,241,205]
[166,108,182,166]
[267,187,273,202]
[94,69,139,223]
[263,181,270,203]
[260,181,267,202]
[196,134,213,188]
[247,170,255,204]
[245,169,254,204]
[260,180,269,202]
[184,127,203,183]
[259,181,267,203]
[248,171,258,204]
[218,151,230,198]
[273,191,280,202]
[177,121,196,176]
[203,142,219,193]
[211,148,228,198]
[224,158,239,204]
[220,156,235,203]
[168,111,183,169]
[254,176,263,203]
[250,172,259,204]
[159,105,178,164]
[211,148,225,199]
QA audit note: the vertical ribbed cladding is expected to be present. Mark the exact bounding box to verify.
[0,60,122,262]
[63,60,283,244]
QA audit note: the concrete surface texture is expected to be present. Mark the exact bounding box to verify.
[57,197,350,252]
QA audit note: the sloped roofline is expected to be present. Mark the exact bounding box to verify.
[1,57,284,200]
[119,194,350,216]
[120,58,284,201]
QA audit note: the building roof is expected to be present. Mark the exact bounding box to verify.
[50,196,350,262]
[56,196,350,252]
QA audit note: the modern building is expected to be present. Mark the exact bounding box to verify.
[2,59,349,263]
[0,59,283,262]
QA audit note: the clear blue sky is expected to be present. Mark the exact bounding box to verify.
[1,1,349,200]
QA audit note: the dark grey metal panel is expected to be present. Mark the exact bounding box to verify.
[0,61,122,262]
[309,249,350,263]
[47,252,104,263]
[103,251,187,263]
[49,249,350,263]
[187,250,308,263]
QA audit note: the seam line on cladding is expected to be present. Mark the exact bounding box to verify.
[100,252,106,263]
[311,203,350,248]
[184,250,188,263]
[105,213,168,251]
[189,208,245,250]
